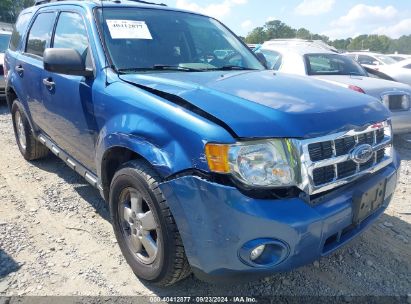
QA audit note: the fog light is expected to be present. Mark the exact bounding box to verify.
[250,245,265,261]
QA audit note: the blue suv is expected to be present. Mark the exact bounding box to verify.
[4,0,400,286]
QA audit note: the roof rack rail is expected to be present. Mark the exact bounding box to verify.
[34,0,83,5]
[127,0,167,6]
[35,0,61,5]
[35,0,167,6]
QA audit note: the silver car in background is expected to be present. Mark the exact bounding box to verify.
[371,58,411,87]
[345,52,398,69]
[0,30,12,100]
[387,54,411,62]
[256,39,411,134]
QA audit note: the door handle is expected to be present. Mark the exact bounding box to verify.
[15,65,24,76]
[43,78,55,91]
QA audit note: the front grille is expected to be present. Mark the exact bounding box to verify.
[308,141,333,161]
[304,123,392,190]
[387,95,409,111]
[337,160,357,179]
[334,136,356,156]
[313,166,335,185]
[308,130,384,162]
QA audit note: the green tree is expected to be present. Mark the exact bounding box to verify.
[332,38,352,51]
[311,34,329,43]
[244,18,411,53]
[388,35,411,54]
[296,28,311,39]
[0,0,35,23]
[347,35,392,53]
[264,20,296,39]
[347,35,369,51]
[245,27,267,44]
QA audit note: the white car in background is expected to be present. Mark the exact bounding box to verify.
[345,52,398,69]
[372,58,411,87]
[0,30,12,100]
[256,39,411,134]
[387,54,411,62]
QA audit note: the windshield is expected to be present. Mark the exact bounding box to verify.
[97,8,264,72]
[305,53,367,76]
[375,54,397,65]
[0,33,11,53]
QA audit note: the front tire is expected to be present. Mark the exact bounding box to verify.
[11,101,49,161]
[109,160,191,286]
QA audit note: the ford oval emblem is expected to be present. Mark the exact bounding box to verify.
[351,144,374,164]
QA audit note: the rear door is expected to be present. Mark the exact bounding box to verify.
[41,10,97,171]
[17,11,56,131]
[5,11,33,102]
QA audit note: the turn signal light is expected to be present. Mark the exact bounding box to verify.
[205,143,230,173]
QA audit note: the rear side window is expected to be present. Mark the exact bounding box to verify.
[305,53,367,76]
[26,12,55,58]
[9,13,32,51]
[404,64,411,69]
[357,55,376,65]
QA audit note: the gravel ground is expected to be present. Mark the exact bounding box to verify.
[0,102,410,298]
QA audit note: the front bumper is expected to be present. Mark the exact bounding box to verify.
[159,152,400,283]
[391,110,411,134]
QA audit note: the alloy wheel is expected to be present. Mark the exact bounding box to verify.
[15,111,27,150]
[118,187,159,265]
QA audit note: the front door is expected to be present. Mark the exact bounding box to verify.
[41,11,97,172]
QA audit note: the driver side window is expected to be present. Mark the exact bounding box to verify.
[53,12,91,68]
[190,26,239,64]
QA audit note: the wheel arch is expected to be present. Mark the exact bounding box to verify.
[100,145,151,201]
[6,85,18,112]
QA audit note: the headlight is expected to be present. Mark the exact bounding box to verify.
[384,120,393,138]
[401,95,410,110]
[205,139,298,187]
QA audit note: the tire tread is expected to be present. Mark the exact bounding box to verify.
[117,160,191,286]
[11,101,49,161]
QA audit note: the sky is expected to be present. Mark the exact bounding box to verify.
[157,0,411,40]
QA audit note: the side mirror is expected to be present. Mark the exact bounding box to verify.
[372,60,380,66]
[255,52,268,69]
[43,48,93,77]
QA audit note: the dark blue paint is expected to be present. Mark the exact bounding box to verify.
[4,0,399,282]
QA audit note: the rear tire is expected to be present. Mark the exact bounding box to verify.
[11,101,49,161]
[109,160,191,286]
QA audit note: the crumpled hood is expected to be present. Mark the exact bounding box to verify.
[120,70,390,139]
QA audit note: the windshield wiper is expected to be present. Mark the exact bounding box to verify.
[349,72,364,76]
[153,64,204,72]
[117,65,203,73]
[209,65,257,71]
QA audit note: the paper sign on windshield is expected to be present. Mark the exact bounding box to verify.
[106,20,153,40]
